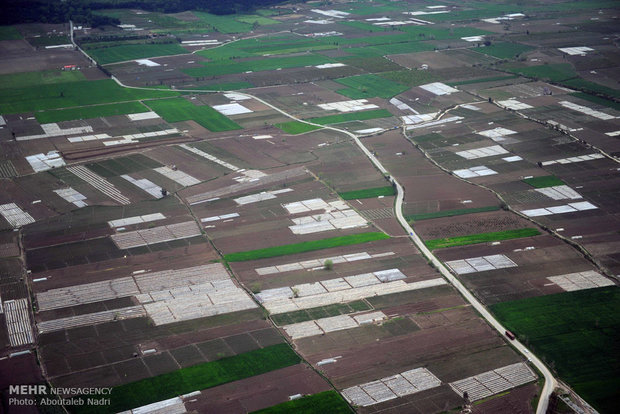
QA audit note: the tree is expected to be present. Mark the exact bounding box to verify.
[324,259,333,270]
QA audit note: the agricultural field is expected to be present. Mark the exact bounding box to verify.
[1,0,619,413]
[146,97,241,131]
[492,287,620,413]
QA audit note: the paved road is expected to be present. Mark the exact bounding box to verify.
[109,77,557,413]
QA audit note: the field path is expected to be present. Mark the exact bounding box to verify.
[109,75,557,414]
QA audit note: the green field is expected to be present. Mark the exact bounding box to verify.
[0,70,85,89]
[406,206,500,221]
[473,42,534,59]
[379,70,439,87]
[146,98,241,132]
[0,79,177,114]
[271,301,371,326]
[339,186,396,200]
[185,54,333,78]
[335,74,408,99]
[448,75,519,86]
[275,121,322,135]
[562,77,620,99]
[504,63,577,82]
[35,101,149,123]
[74,343,300,414]
[491,287,620,413]
[338,21,389,32]
[0,26,22,40]
[522,175,565,188]
[309,109,393,125]
[193,12,278,33]
[426,228,541,250]
[27,35,70,47]
[251,391,352,414]
[224,232,388,262]
[88,43,188,65]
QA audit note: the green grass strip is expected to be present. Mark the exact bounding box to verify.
[425,228,541,250]
[406,206,500,221]
[146,97,241,132]
[309,109,393,125]
[339,186,395,200]
[224,232,388,262]
[251,391,353,414]
[0,26,22,40]
[447,75,519,86]
[473,42,534,59]
[522,175,565,188]
[35,101,148,123]
[74,344,300,414]
[491,286,620,414]
[275,121,322,134]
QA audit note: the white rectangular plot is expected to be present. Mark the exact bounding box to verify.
[321,278,351,292]
[26,151,65,172]
[558,46,593,56]
[362,380,397,404]
[466,257,495,272]
[345,273,381,287]
[342,386,375,407]
[4,298,34,347]
[497,99,533,110]
[109,213,166,228]
[0,203,35,228]
[318,99,378,113]
[535,185,582,200]
[445,260,477,275]
[446,254,516,275]
[383,375,417,396]
[295,282,327,297]
[569,201,597,211]
[353,311,387,324]
[135,59,160,66]
[255,287,293,303]
[453,166,497,178]
[401,368,442,390]
[111,221,200,249]
[37,306,145,333]
[54,187,87,208]
[127,112,160,121]
[419,82,459,95]
[234,189,290,205]
[283,321,322,339]
[548,270,614,292]
[121,174,163,199]
[559,101,615,120]
[316,314,358,333]
[450,362,535,401]
[154,166,200,187]
[503,155,523,162]
[212,103,252,116]
[130,397,185,414]
[456,145,508,160]
[311,9,349,18]
[521,208,552,217]
[373,269,406,282]
[547,205,577,214]
[484,254,517,269]
[478,127,517,139]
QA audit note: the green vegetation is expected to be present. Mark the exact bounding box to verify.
[0,79,177,114]
[0,26,22,40]
[504,63,577,82]
[562,78,620,99]
[88,43,188,65]
[379,70,439,87]
[275,121,322,135]
[339,186,396,200]
[337,56,403,73]
[193,12,277,33]
[338,21,389,32]
[309,109,393,125]
[474,42,534,59]
[0,70,85,89]
[224,232,388,262]
[448,75,519,86]
[27,35,70,47]
[570,92,620,111]
[235,15,280,26]
[86,154,163,177]
[251,391,352,414]
[35,101,148,123]
[146,98,241,132]
[335,74,408,99]
[271,301,371,326]
[425,228,541,250]
[523,175,565,188]
[406,206,500,221]
[75,343,300,414]
[491,287,620,414]
[184,54,333,78]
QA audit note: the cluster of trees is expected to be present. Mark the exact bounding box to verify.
[1,0,289,26]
